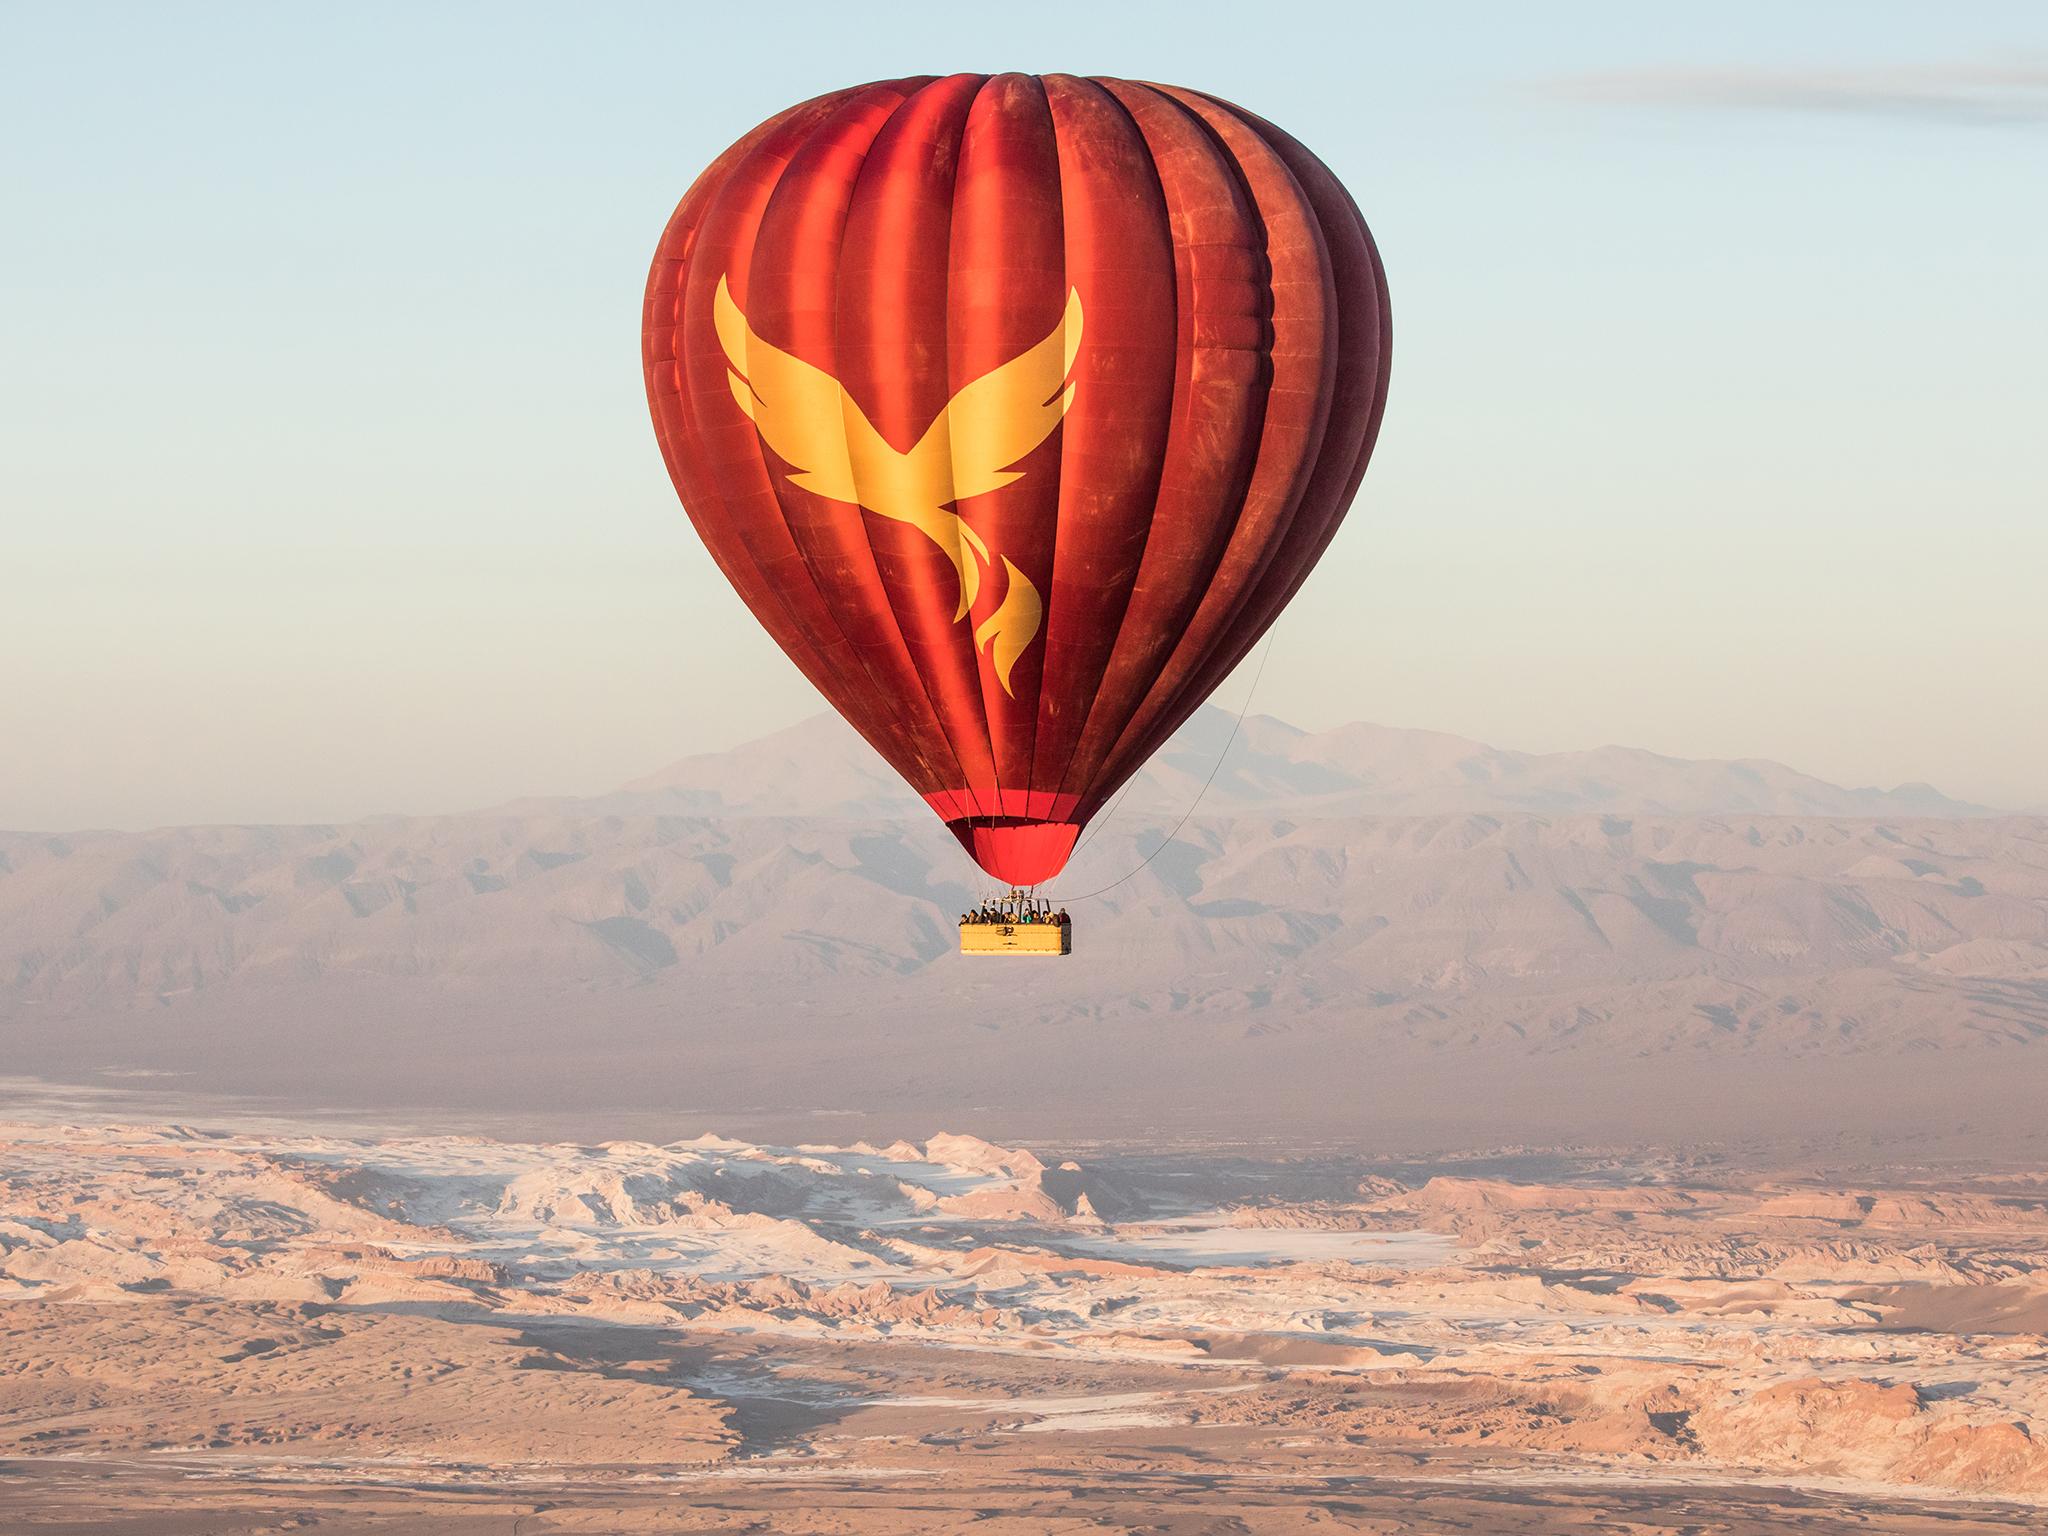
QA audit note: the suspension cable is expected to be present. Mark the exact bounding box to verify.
[1053,631,1276,905]
[1063,760,1141,864]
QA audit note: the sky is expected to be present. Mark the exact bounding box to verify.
[3,1,2045,829]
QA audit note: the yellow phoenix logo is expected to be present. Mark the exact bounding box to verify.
[714,276,1082,694]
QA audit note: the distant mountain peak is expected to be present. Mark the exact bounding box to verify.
[587,705,1992,824]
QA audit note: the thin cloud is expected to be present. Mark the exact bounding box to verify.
[1542,59,2048,126]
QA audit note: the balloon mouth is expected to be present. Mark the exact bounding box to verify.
[947,820,1081,887]
[923,787,1083,823]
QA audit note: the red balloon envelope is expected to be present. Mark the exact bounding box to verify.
[643,74,1390,886]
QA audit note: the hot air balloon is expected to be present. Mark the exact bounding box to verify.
[642,74,1390,945]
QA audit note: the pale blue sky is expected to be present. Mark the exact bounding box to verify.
[4,2,2044,827]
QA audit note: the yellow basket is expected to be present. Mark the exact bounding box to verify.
[959,921,1071,957]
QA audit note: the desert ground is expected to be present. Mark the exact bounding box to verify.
[6,713,2048,1528]
[2,1110,2045,1533]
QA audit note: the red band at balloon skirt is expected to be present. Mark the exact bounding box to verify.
[926,791,1081,884]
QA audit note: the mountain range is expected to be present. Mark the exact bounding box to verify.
[531,707,1994,822]
[3,710,2044,1147]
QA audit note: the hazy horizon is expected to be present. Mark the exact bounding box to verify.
[7,2,2045,824]
[0,697,2017,836]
